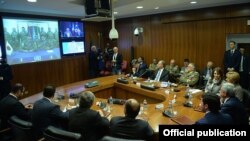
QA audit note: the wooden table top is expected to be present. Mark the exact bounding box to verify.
[20,75,205,132]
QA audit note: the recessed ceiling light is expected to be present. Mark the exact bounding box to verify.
[114,11,118,15]
[155,7,159,10]
[27,0,37,2]
[136,6,143,9]
[190,1,197,4]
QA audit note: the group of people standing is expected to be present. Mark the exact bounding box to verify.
[88,44,123,78]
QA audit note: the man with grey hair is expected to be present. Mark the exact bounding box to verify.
[179,63,199,86]
[68,91,109,141]
[220,83,248,125]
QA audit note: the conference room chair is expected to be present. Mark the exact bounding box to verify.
[121,60,128,74]
[8,116,33,141]
[43,126,81,141]
[101,136,145,141]
[0,119,12,141]
[100,61,112,76]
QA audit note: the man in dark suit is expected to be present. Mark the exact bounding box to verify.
[200,61,214,87]
[0,58,13,100]
[219,83,248,125]
[195,93,233,125]
[68,91,109,141]
[0,83,31,129]
[239,47,250,90]
[223,41,241,73]
[32,85,69,139]
[88,45,100,78]
[111,47,123,75]
[136,56,148,77]
[151,60,169,82]
[110,99,154,141]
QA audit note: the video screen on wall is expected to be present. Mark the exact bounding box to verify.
[62,41,85,55]
[59,20,85,56]
[2,17,61,65]
[59,21,84,38]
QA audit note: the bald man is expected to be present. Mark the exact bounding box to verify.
[110,99,153,140]
[150,60,169,82]
[111,47,123,75]
[201,61,214,86]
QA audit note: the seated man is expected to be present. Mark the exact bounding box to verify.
[165,59,179,82]
[195,93,233,125]
[32,85,69,139]
[110,99,154,141]
[200,61,214,87]
[219,83,248,125]
[68,91,109,141]
[180,58,189,74]
[179,63,199,86]
[0,83,31,129]
[150,60,169,82]
[148,58,158,71]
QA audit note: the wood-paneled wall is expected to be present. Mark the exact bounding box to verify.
[111,3,250,72]
[9,3,250,98]
[11,22,105,98]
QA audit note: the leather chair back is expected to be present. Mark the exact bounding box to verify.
[43,126,81,141]
[8,116,33,141]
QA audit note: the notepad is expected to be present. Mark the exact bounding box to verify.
[171,115,195,125]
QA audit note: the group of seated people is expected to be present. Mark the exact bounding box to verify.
[0,78,249,141]
[0,84,154,141]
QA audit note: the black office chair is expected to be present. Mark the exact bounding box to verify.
[101,136,145,141]
[8,116,33,141]
[43,126,81,141]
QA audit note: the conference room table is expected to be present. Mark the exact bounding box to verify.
[20,75,204,133]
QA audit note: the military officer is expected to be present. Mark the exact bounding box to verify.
[179,63,199,86]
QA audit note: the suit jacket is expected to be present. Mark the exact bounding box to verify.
[0,95,31,129]
[195,112,233,125]
[32,98,69,139]
[205,79,225,95]
[224,49,241,72]
[88,51,99,71]
[239,55,250,73]
[110,116,154,141]
[151,69,169,82]
[111,53,123,69]
[68,107,109,141]
[220,97,248,125]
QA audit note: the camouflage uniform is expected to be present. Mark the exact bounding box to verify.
[179,71,199,86]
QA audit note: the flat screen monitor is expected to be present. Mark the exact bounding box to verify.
[59,21,84,39]
[61,41,85,55]
[2,17,61,65]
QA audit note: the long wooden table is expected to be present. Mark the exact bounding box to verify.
[20,75,204,133]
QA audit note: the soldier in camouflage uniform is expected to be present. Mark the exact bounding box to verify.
[165,59,180,82]
[179,63,199,86]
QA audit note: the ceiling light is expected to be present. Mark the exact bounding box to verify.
[190,1,197,4]
[155,7,159,10]
[27,0,37,2]
[109,0,118,40]
[136,6,143,9]
[114,11,118,15]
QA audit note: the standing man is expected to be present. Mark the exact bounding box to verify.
[0,58,13,100]
[111,47,122,75]
[223,41,241,73]
[88,45,99,78]
[238,47,250,90]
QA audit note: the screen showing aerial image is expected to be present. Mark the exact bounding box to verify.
[3,18,61,65]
